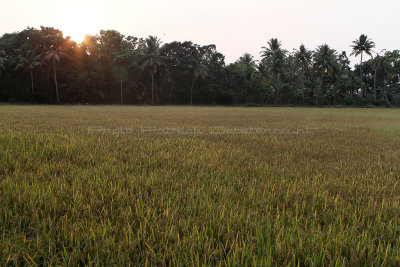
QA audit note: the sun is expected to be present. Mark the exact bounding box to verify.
[65,31,86,43]
[62,21,96,43]
[59,9,98,43]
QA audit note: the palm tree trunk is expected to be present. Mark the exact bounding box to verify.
[151,72,154,104]
[53,60,60,104]
[359,52,363,97]
[350,80,353,97]
[190,75,195,105]
[274,76,280,105]
[301,74,305,105]
[155,89,159,104]
[316,77,323,106]
[30,69,35,102]
[169,86,173,105]
[382,85,391,106]
[120,80,123,105]
[373,67,377,101]
[389,86,396,105]
[334,86,338,105]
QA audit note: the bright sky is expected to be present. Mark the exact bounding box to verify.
[1,0,399,64]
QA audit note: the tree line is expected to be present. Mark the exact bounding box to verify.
[0,27,399,106]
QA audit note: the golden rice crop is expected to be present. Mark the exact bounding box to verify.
[0,105,399,266]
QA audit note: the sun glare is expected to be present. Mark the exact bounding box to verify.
[62,20,96,43]
[65,31,86,43]
[59,8,97,43]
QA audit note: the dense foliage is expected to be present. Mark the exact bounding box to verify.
[0,27,399,105]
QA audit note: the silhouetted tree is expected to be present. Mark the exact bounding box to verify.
[14,46,41,102]
[141,36,166,104]
[44,47,69,103]
[187,62,208,105]
[294,44,312,104]
[313,44,337,105]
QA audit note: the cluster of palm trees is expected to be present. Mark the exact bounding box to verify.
[139,36,208,105]
[8,46,68,103]
[1,34,211,105]
[2,29,397,106]
[259,34,378,105]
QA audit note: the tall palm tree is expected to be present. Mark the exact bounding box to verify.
[350,34,375,97]
[44,47,69,104]
[14,46,41,102]
[294,44,312,104]
[140,36,166,104]
[261,39,287,104]
[187,62,208,105]
[268,50,288,105]
[313,44,337,105]
[336,51,353,99]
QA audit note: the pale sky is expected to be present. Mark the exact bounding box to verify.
[1,0,399,64]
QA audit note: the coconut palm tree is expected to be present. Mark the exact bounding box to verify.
[187,62,208,105]
[238,53,257,67]
[140,36,166,104]
[350,34,375,97]
[261,38,282,59]
[294,44,312,104]
[14,46,41,102]
[313,44,337,105]
[261,39,288,104]
[268,50,288,105]
[43,47,69,104]
[236,53,258,81]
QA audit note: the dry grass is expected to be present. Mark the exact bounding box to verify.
[0,105,400,266]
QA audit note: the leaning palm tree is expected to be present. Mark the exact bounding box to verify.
[14,46,41,102]
[43,47,69,104]
[350,34,375,97]
[187,62,208,105]
[313,44,337,105]
[294,44,312,104]
[140,36,166,104]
